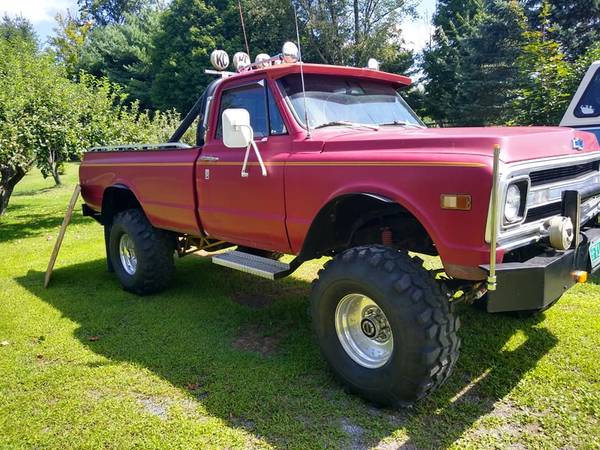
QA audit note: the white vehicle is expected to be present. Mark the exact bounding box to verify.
[561,60,600,141]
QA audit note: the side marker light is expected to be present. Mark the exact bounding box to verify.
[441,194,472,210]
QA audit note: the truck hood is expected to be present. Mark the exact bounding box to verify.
[318,126,600,163]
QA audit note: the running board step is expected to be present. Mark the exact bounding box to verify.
[212,251,291,280]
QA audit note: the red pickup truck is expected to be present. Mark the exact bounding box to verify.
[79,49,600,408]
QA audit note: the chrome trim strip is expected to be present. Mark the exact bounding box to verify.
[503,152,600,176]
[498,195,600,252]
[527,170,600,208]
[89,142,192,152]
[486,153,600,247]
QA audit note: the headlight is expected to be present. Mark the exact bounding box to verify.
[504,184,523,223]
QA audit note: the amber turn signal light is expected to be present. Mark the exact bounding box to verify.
[441,194,472,210]
[572,270,588,283]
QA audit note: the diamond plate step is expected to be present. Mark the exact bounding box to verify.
[212,250,290,280]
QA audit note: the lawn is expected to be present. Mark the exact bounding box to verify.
[1,163,599,449]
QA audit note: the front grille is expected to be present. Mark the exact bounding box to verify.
[529,161,599,186]
[524,202,562,223]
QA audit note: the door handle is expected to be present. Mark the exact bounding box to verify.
[199,155,219,161]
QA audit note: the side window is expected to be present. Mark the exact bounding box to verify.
[217,82,268,138]
[575,68,600,118]
[267,88,287,135]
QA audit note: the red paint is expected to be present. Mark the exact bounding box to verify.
[79,63,600,272]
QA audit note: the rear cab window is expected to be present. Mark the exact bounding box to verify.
[575,67,600,118]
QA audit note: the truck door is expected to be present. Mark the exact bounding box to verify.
[195,77,292,252]
[561,61,600,142]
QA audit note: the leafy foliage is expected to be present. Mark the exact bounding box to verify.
[295,0,415,68]
[77,9,161,108]
[523,0,600,61]
[0,14,37,45]
[48,12,93,78]
[150,0,224,113]
[78,0,155,25]
[422,0,527,126]
[0,33,180,214]
[508,3,572,126]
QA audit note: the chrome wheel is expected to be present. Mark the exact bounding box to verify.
[334,293,394,369]
[119,233,137,275]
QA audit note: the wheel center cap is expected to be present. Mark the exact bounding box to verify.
[360,318,377,338]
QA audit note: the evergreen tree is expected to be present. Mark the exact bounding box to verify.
[422,0,527,126]
[78,9,161,109]
[421,0,481,125]
[150,0,225,112]
[523,0,600,61]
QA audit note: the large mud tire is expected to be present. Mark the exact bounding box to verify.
[310,245,460,407]
[108,208,176,295]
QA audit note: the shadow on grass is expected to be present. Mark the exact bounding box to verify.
[0,211,88,243]
[17,257,557,448]
[12,185,61,197]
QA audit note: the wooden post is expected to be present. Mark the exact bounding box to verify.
[44,184,81,288]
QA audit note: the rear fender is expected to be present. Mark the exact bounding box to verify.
[101,184,143,226]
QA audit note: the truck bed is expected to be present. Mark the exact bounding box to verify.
[79,147,203,236]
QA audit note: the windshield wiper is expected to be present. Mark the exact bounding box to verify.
[378,120,424,128]
[314,120,379,130]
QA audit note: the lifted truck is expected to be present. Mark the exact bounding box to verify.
[79,48,600,407]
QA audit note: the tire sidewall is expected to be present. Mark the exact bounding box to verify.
[109,219,142,291]
[312,258,426,404]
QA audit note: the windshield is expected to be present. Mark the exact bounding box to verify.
[277,74,424,129]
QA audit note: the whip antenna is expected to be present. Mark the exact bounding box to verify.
[238,0,250,56]
[292,3,311,138]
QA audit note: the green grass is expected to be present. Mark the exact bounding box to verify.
[1,163,599,449]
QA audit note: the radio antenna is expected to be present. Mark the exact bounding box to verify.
[292,3,311,138]
[238,0,251,56]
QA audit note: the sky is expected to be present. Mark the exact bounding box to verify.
[0,0,436,52]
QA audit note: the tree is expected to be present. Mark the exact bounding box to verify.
[0,14,37,45]
[421,0,481,125]
[0,37,49,213]
[523,0,600,61]
[78,9,161,108]
[49,11,93,77]
[295,0,415,66]
[509,1,572,125]
[78,0,157,25]
[421,0,527,126]
[0,35,181,214]
[150,0,224,112]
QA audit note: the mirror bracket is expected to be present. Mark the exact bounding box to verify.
[241,136,267,177]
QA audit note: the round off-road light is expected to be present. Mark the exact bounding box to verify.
[548,216,574,250]
[504,184,522,222]
[282,41,299,63]
[232,51,251,70]
[210,49,229,70]
[255,53,271,68]
[367,58,380,70]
